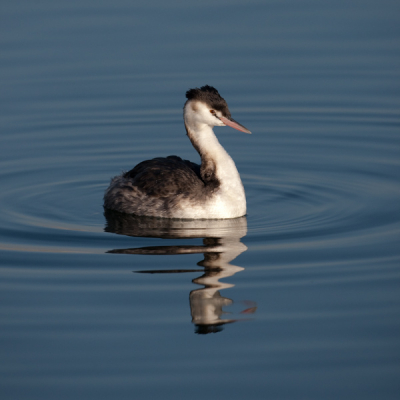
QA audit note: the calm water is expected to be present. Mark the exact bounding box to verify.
[1,1,399,399]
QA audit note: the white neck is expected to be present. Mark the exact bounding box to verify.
[182,100,247,218]
[185,121,245,202]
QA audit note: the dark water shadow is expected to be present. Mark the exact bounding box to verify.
[104,210,256,334]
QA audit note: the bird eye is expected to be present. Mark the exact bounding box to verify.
[210,110,216,115]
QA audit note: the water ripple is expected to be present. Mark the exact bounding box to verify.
[0,106,398,255]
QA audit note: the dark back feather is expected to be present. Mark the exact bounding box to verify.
[123,156,204,198]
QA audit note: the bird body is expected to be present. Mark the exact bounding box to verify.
[104,86,250,219]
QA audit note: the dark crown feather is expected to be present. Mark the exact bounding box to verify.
[185,85,231,117]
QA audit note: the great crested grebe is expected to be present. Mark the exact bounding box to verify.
[104,85,251,219]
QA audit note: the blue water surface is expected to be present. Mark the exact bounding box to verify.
[1,1,399,399]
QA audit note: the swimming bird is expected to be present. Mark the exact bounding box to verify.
[104,85,251,219]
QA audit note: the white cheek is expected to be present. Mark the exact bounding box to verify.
[214,112,225,126]
[205,112,223,126]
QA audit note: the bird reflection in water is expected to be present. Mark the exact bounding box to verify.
[104,210,257,334]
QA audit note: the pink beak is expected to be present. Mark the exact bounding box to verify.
[219,116,251,134]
